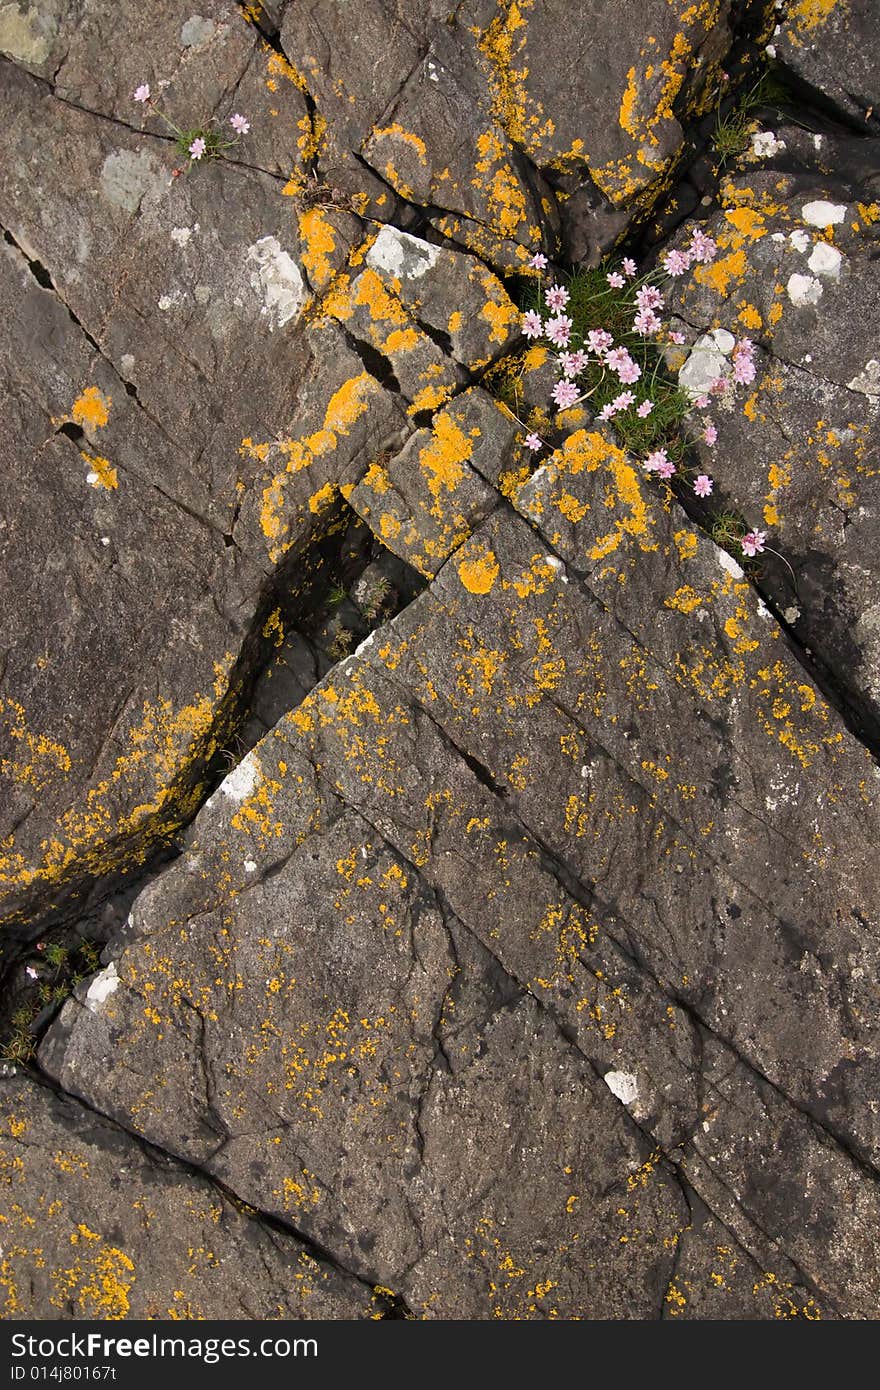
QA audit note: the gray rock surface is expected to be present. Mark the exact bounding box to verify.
[3,0,880,1324]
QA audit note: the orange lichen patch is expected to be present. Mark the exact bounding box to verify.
[737,303,763,330]
[529,429,655,561]
[419,414,473,504]
[472,265,521,344]
[475,0,531,147]
[447,311,463,334]
[457,548,500,595]
[298,208,337,290]
[788,0,840,32]
[407,382,455,415]
[81,452,118,490]
[370,124,428,165]
[71,387,110,431]
[0,696,71,793]
[471,129,529,239]
[694,248,747,296]
[724,206,768,241]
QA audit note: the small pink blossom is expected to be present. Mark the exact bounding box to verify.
[189,136,207,160]
[617,356,642,385]
[586,328,613,356]
[741,529,767,557]
[693,474,713,498]
[634,307,661,336]
[25,965,39,981]
[529,252,548,270]
[703,423,718,445]
[612,390,635,412]
[710,377,728,396]
[560,349,588,377]
[689,229,717,264]
[606,271,625,289]
[133,83,151,103]
[622,257,637,279]
[545,314,572,347]
[636,285,664,311]
[230,113,251,134]
[732,354,756,385]
[636,399,654,418]
[552,378,580,409]
[524,432,543,451]
[644,448,668,473]
[656,459,676,480]
[694,394,710,409]
[667,330,686,344]
[522,310,544,339]
[598,402,617,420]
[545,284,570,311]
[662,248,691,277]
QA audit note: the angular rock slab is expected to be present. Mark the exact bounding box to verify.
[41,424,879,1316]
[0,1075,376,1318]
[665,145,880,737]
[775,0,880,131]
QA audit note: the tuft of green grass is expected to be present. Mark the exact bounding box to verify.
[175,127,228,159]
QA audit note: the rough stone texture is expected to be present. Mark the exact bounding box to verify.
[4,0,880,1325]
[665,128,880,738]
[775,0,880,132]
[0,1074,378,1317]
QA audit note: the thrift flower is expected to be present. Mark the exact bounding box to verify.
[656,458,676,480]
[189,136,207,160]
[644,448,668,473]
[522,310,544,339]
[703,423,718,445]
[25,965,39,981]
[230,113,251,134]
[545,284,570,311]
[612,390,635,412]
[546,314,572,347]
[622,257,637,279]
[710,376,728,395]
[694,394,710,409]
[598,402,617,420]
[552,379,580,409]
[662,248,691,277]
[586,328,613,356]
[689,229,717,263]
[616,356,641,385]
[693,474,713,497]
[560,349,588,377]
[524,432,543,451]
[529,252,548,270]
[606,271,625,289]
[633,307,661,336]
[741,529,767,557]
[133,84,151,102]
[667,330,686,344]
[636,285,664,311]
[732,353,756,385]
[636,399,654,418]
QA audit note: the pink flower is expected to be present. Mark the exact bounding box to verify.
[667,330,686,344]
[644,448,668,472]
[617,356,642,385]
[689,229,717,264]
[633,307,661,336]
[189,136,207,160]
[636,399,654,418]
[606,271,625,289]
[694,394,710,409]
[552,379,580,409]
[133,83,151,103]
[693,474,713,498]
[662,248,691,277]
[732,353,756,385]
[230,113,251,134]
[741,530,767,557]
[560,349,588,377]
[703,423,718,445]
[522,310,544,339]
[598,402,617,420]
[710,377,728,396]
[524,432,543,451]
[25,965,39,981]
[656,459,676,480]
[734,337,755,360]
[529,252,548,270]
[622,257,637,279]
[586,328,613,356]
[636,285,664,311]
[612,390,635,412]
[545,284,570,311]
[545,314,572,347]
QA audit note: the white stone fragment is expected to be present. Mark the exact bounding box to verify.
[244,859,257,874]
[366,225,440,281]
[247,236,307,329]
[717,548,744,580]
[807,241,842,278]
[788,228,811,253]
[786,272,823,306]
[679,329,733,398]
[801,200,847,227]
[85,962,119,1012]
[751,130,786,157]
[848,359,880,397]
[171,226,193,247]
[604,1071,639,1106]
[219,752,260,803]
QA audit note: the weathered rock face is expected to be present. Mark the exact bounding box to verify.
[3,0,880,1325]
[0,1075,378,1317]
[666,129,880,737]
[775,0,880,131]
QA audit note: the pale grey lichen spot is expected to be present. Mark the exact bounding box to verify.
[0,2,56,63]
[847,359,880,397]
[180,15,219,47]
[99,150,166,215]
[786,272,823,307]
[366,225,440,282]
[247,237,307,330]
[84,963,119,1013]
[219,751,260,803]
[717,548,745,581]
[807,241,842,278]
[801,199,847,227]
[604,1071,639,1106]
[679,329,733,398]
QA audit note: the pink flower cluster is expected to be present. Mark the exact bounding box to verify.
[661,226,718,278]
[132,82,250,161]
